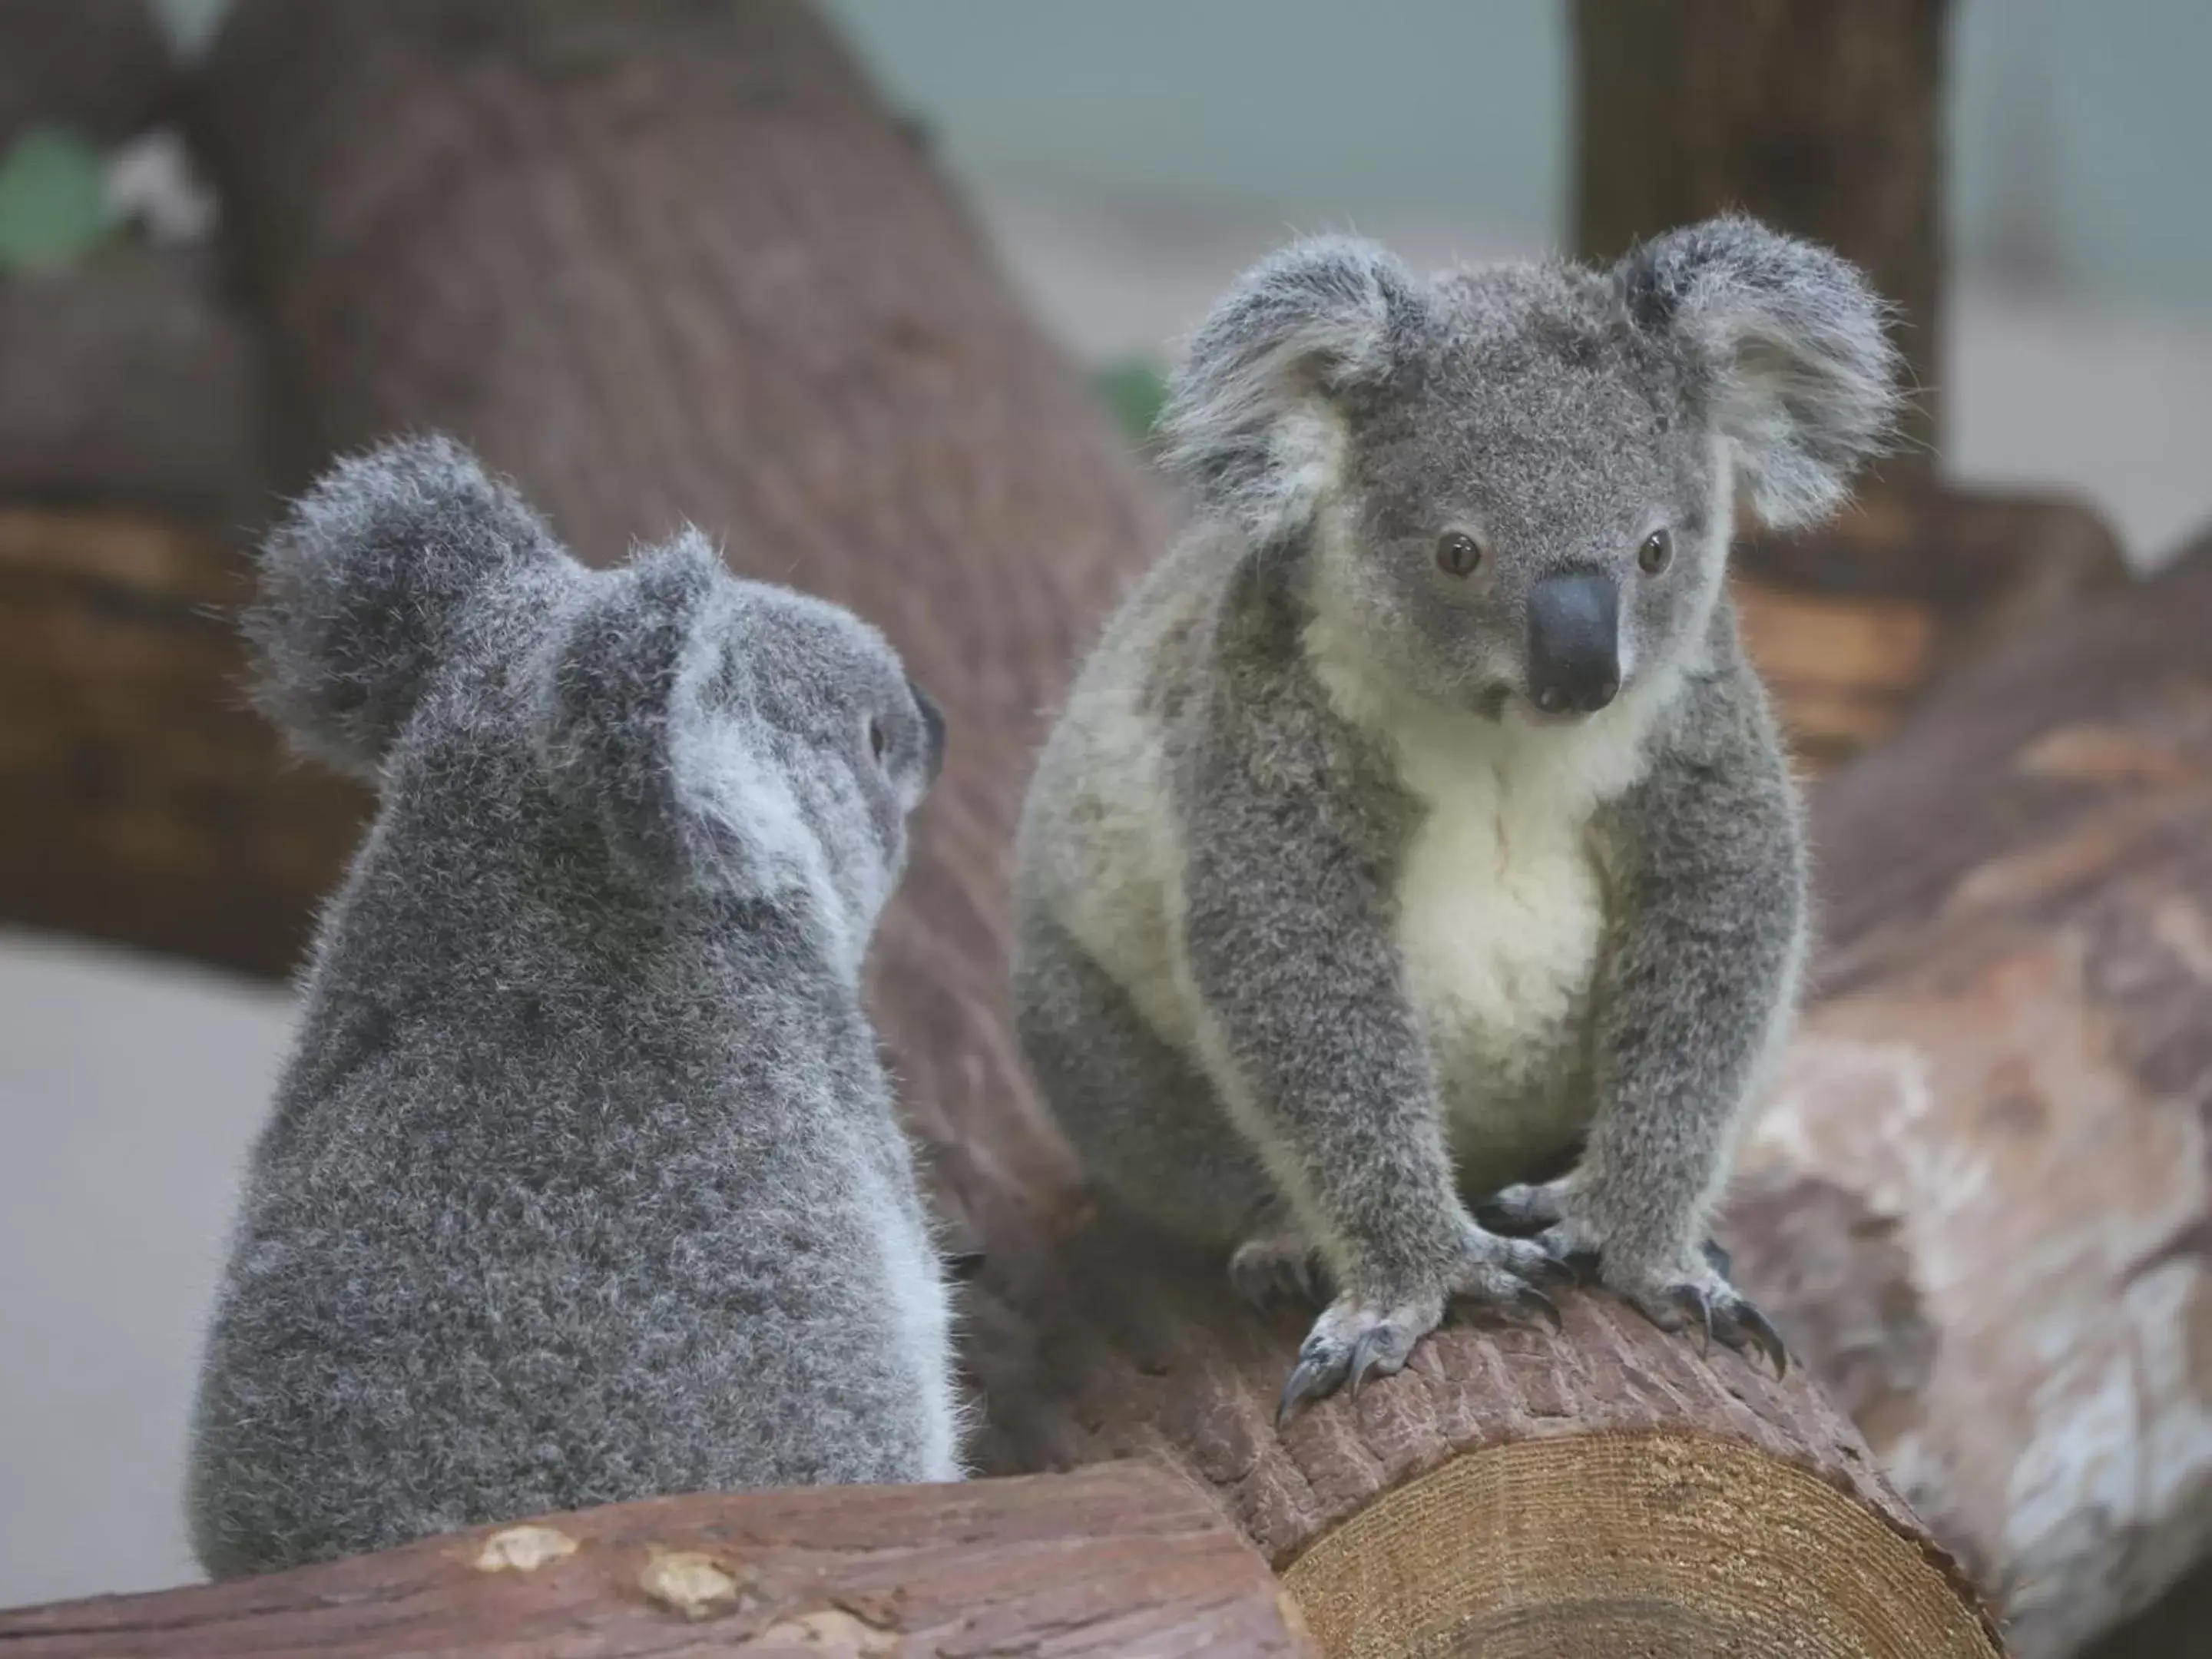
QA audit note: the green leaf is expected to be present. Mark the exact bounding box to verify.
[0,125,115,277]
[1091,357,1170,446]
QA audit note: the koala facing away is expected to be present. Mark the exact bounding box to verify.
[1012,215,1901,1418]
[186,435,960,1578]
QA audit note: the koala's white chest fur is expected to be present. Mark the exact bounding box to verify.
[1313,638,1670,1186]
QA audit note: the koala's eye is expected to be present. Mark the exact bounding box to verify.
[1435,531,1484,579]
[1638,528,1674,575]
[867,717,887,763]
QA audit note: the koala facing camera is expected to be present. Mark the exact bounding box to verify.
[1013,214,1902,1419]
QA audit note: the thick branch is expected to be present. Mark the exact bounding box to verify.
[1720,529,2212,1657]
[0,1462,1313,1657]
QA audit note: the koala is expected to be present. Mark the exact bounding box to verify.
[1011,214,1901,1421]
[185,434,962,1578]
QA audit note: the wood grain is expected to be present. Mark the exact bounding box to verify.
[1573,0,1951,466]
[0,507,367,974]
[0,1460,1315,1657]
[1720,529,2212,1657]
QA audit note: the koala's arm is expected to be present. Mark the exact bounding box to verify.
[1175,561,1548,1313]
[1555,632,1806,1289]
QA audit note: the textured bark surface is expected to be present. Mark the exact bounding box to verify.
[0,250,267,528]
[0,507,368,975]
[1718,531,2212,1658]
[1572,0,1950,465]
[181,4,1998,1650]
[191,0,1164,1221]
[0,0,177,149]
[1731,482,2129,771]
[0,1461,1315,1657]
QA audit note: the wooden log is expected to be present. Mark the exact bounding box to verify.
[180,3,2001,1650]
[1731,481,2130,772]
[0,249,268,528]
[1571,0,1951,466]
[0,1461,1316,1656]
[0,507,367,975]
[1717,528,2212,1657]
[0,0,177,150]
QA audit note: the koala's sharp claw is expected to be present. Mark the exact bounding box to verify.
[1729,1300,1788,1379]
[1277,1352,1340,1427]
[1522,1251,1579,1290]
[1346,1327,1391,1398]
[1671,1284,1714,1356]
[1513,1283,1564,1333]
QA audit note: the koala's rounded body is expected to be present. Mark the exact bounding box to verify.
[185,437,960,1579]
[1013,216,1902,1416]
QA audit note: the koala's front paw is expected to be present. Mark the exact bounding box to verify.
[1276,1290,1444,1426]
[1274,1228,1568,1425]
[1503,1195,1786,1379]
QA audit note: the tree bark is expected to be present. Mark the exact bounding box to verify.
[1572,0,1950,465]
[1717,528,2212,1657]
[180,2,2001,1650]
[0,506,368,975]
[0,1461,1315,1657]
[1730,481,2129,773]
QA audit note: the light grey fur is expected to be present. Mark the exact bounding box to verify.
[186,434,962,1578]
[1012,215,1901,1412]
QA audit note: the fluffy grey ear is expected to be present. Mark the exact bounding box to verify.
[1616,214,1906,528]
[535,532,809,896]
[243,432,563,778]
[1157,233,1427,538]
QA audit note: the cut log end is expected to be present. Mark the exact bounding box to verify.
[1280,1432,1998,1658]
[967,1217,2002,1656]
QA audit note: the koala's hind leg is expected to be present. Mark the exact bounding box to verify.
[1012,910,1276,1253]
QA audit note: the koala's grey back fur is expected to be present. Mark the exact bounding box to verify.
[1014,215,1901,1412]
[187,435,961,1578]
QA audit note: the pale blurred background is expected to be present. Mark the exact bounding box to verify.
[4,0,2208,1609]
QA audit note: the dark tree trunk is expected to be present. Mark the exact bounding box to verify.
[1720,527,2212,1657]
[1567,1,2129,779]
[174,3,1999,1649]
[1572,0,1950,466]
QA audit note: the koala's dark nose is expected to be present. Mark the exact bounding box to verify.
[1525,571,1620,715]
[909,675,946,788]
